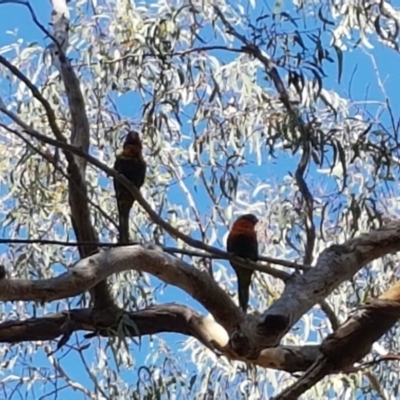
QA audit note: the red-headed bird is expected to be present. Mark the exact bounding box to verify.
[226,213,259,312]
[113,131,146,244]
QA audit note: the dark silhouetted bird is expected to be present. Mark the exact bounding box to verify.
[226,213,259,312]
[113,131,146,244]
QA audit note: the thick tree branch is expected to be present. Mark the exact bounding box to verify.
[0,243,314,366]
[273,281,400,400]
[0,205,399,359]
[0,305,229,352]
[0,245,242,331]
[48,1,112,309]
[1,222,400,364]
[0,303,322,372]
[255,221,400,350]
[1,228,399,381]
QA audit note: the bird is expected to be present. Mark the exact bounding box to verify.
[113,131,146,244]
[226,213,259,312]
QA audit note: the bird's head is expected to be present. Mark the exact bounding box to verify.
[123,131,142,148]
[236,213,259,226]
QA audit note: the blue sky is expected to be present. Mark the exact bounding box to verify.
[1,1,400,399]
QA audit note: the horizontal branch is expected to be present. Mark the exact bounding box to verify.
[0,303,321,373]
[0,305,229,363]
[2,223,400,363]
[0,245,242,331]
[0,244,321,366]
[0,304,229,350]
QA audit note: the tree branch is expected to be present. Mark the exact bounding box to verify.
[47,0,113,310]
[1,222,400,364]
[0,304,229,351]
[273,281,400,400]
[0,303,323,372]
[0,242,318,367]
[0,236,301,273]
[256,221,400,350]
[3,103,400,358]
[0,245,243,330]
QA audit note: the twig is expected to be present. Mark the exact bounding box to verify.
[294,143,316,265]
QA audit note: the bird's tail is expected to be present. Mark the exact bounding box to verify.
[236,269,253,312]
[117,200,132,244]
